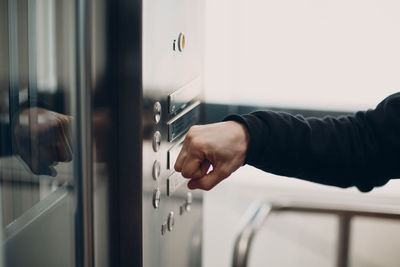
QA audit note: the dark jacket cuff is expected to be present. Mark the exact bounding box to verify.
[223,113,270,166]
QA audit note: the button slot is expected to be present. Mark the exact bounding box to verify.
[168,77,201,114]
[167,139,184,170]
[167,101,200,142]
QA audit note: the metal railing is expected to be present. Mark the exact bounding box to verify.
[232,199,400,267]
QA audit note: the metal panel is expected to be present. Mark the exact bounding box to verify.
[167,101,201,142]
[141,0,205,266]
[168,77,202,114]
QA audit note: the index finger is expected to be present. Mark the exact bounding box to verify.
[174,143,188,172]
[174,134,193,172]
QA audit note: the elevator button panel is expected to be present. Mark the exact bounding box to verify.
[167,101,200,142]
[167,172,187,196]
[168,77,201,114]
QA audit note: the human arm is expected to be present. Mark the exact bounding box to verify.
[175,93,400,192]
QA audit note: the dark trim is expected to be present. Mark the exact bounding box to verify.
[116,0,143,266]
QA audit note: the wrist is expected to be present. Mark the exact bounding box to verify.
[226,120,249,165]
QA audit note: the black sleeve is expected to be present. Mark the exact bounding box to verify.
[224,93,400,192]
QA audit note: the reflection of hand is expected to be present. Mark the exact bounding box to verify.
[14,108,73,176]
[174,121,249,191]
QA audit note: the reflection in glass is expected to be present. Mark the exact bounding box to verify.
[0,0,78,265]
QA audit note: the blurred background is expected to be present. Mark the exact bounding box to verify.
[203,0,400,266]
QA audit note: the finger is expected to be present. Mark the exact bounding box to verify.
[174,133,194,172]
[187,169,223,191]
[66,116,73,145]
[65,123,73,160]
[39,144,58,165]
[55,133,69,162]
[181,156,207,179]
[61,121,73,162]
[55,118,72,162]
[63,116,74,156]
[200,160,211,175]
[174,144,189,172]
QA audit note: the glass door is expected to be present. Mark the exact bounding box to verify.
[0,0,93,266]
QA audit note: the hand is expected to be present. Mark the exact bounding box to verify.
[14,108,73,176]
[174,121,249,191]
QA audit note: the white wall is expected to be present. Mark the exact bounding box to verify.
[203,1,400,266]
[204,0,400,111]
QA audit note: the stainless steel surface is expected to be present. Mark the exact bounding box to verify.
[232,200,400,267]
[167,172,188,196]
[168,77,201,114]
[75,0,94,265]
[142,0,205,265]
[232,202,272,267]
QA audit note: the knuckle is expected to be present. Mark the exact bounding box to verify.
[190,140,202,151]
[190,125,199,131]
[185,132,193,142]
[174,164,181,172]
[56,118,63,129]
[187,125,199,136]
[181,170,191,178]
[61,117,69,126]
[203,184,212,191]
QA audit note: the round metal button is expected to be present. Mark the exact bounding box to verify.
[152,131,161,152]
[167,211,175,231]
[178,33,185,52]
[153,102,162,124]
[152,160,161,181]
[185,203,192,213]
[186,192,192,204]
[152,188,161,209]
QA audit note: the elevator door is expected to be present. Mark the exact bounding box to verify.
[0,0,91,266]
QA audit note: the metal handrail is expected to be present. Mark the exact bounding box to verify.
[232,199,400,267]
